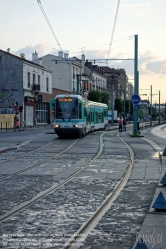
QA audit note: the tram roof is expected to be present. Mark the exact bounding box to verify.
[55,94,108,107]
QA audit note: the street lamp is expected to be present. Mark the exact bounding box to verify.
[119,86,126,119]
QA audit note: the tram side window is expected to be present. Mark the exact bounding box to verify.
[96,112,98,123]
[79,103,82,119]
[84,107,86,117]
[104,109,107,117]
[87,111,90,122]
[98,112,102,122]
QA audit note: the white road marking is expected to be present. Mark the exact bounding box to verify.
[142,137,163,151]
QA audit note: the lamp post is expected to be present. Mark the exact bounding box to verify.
[119,87,126,119]
[159,90,161,124]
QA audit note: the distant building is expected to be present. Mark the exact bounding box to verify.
[35,52,82,96]
[0,49,52,126]
[128,83,134,100]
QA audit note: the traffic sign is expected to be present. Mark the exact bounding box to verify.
[14,106,19,110]
[134,104,140,110]
[132,94,140,104]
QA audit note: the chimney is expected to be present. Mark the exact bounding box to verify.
[20,53,25,59]
[32,51,38,61]
[39,58,42,66]
[81,54,85,73]
[58,51,63,58]
[64,52,68,59]
[7,48,11,53]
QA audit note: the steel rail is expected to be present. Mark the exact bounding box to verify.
[0,138,79,181]
[0,134,54,163]
[0,132,106,223]
[64,133,134,249]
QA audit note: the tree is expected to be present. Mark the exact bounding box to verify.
[114,98,123,114]
[88,90,101,102]
[100,92,109,106]
[138,109,144,119]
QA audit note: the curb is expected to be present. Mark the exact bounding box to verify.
[0,147,17,154]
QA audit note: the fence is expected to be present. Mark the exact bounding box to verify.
[0,114,20,130]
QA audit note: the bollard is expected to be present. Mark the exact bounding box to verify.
[162,148,166,156]
[135,238,148,249]
[6,122,7,131]
[160,173,166,185]
[1,122,2,132]
[152,191,166,211]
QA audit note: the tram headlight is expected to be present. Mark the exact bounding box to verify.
[73,124,78,128]
[55,124,60,128]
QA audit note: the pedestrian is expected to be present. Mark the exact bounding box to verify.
[118,117,123,132]
[123,118,127,132]
[15,118,20,131]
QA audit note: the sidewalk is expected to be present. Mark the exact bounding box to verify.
[0,124,53,133]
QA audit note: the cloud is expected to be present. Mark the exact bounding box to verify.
[137,51,166,74]
[13,44,49,60]
[146,60,166,74]
[122,2,151,8]
[71,49,108,62]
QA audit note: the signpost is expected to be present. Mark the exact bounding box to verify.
[132,94,140,105]
[134,104,140,110]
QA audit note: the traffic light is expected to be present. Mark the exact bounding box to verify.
[19,106,23,112]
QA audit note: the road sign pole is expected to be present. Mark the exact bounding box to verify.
[150,85,152,126]
[133,35,138,135]
[111,84,114,126]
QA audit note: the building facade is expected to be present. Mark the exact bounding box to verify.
[0,49,53,126]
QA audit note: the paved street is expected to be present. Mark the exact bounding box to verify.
[0,124,166,249]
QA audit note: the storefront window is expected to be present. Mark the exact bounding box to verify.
[36,102,48,124]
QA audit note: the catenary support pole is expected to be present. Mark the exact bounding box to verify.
[133,35,138,135]
[150,85,152,126]
[159,90,161,124]
[76,75,80,95]
[111,84,114,125]
[124,90,126,119]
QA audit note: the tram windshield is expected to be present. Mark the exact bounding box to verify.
[56,97,78,120]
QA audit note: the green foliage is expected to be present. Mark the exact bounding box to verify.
[88,91,109,106]
[88,90,101,102]
[114,98,123,113]
[100,92,109,106]
[149,107,157,117]
[138,109,144,119]
[121,99,133,114]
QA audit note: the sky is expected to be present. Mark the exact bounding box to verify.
[1,0,166,103]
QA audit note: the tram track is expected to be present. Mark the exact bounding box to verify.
[0,134,56,164]
[0,132,106,223]
[0,138,79,181]
[64,133,134,249]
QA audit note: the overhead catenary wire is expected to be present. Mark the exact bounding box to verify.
[107,0,121,63]
[37,0,62,51]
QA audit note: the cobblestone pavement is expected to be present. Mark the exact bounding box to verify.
[0,129,163,249]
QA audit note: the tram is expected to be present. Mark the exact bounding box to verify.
[50,94,108,137]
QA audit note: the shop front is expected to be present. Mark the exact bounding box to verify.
[24,96,36,126]
[36,102,49,124]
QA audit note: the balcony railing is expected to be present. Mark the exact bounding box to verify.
[33,84,40,92]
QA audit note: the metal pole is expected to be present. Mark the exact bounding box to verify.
[111,84,114,125]
[150,85,152,126]
[76,75,80,95]
[159,90,160,124]
[133,35,138,135]
[124,90,126,119]
[1,122,2,131]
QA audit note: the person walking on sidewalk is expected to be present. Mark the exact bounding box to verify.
[14,118,20,131]
[123,118,127,132]
[118,117,123,132]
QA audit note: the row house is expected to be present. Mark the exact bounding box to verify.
[34,52,82,96]
[0,49,53,126]
[84,58,107,96]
